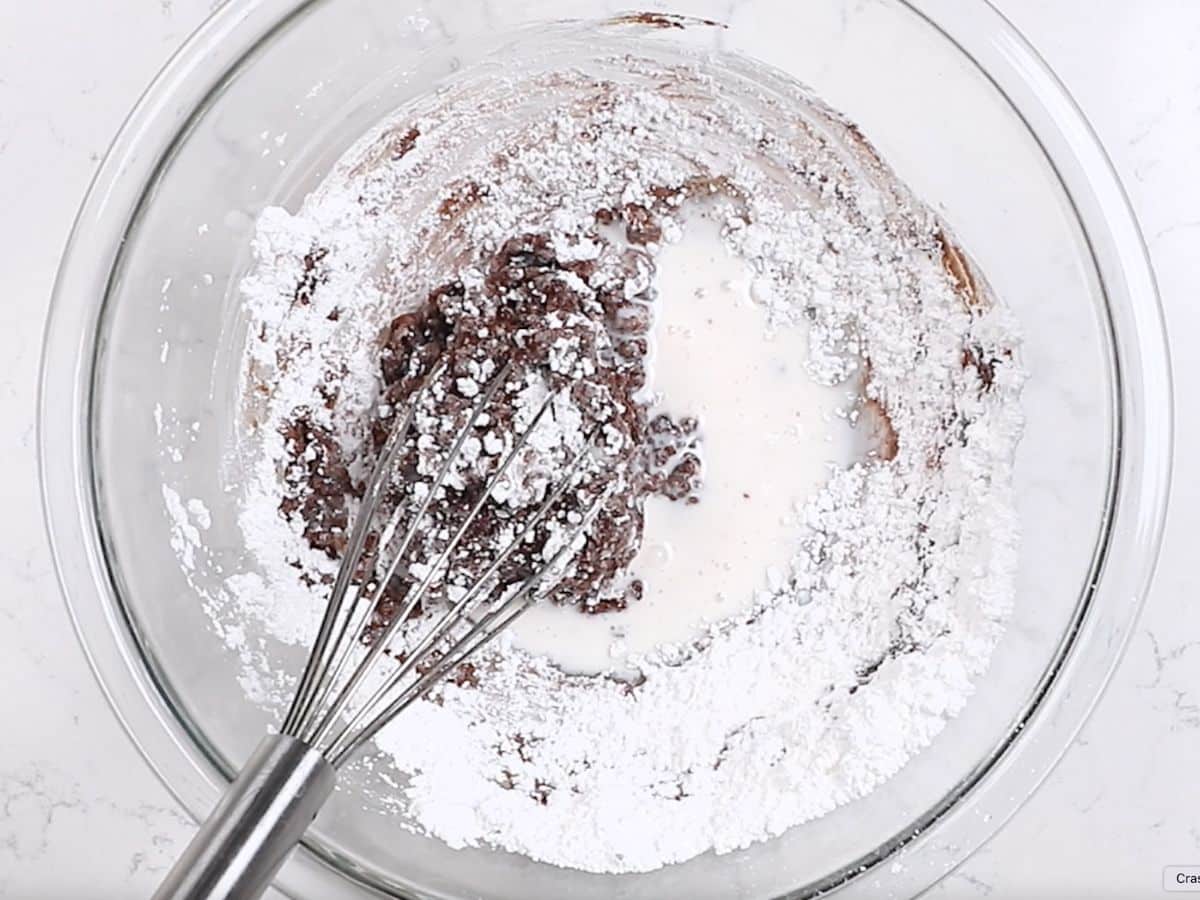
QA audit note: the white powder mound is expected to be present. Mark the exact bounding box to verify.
[207,29,1025,874]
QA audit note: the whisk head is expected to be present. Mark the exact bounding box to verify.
[279,360,612,767]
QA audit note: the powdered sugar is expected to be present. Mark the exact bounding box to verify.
[201,30,1025,874]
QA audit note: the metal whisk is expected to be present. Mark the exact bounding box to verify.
[153,361,609,900]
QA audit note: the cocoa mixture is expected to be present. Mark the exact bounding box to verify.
[278,224,705,640]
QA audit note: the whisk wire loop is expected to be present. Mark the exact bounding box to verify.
[326,482,615,765]
[282,361,609,761]
[320,434,607,761]
[288,360,511,745]
[282,359,448,735]
[305,387,557,748]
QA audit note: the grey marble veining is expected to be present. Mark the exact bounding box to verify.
[0,1,1195,897]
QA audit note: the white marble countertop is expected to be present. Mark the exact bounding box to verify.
[0,1,1195,896]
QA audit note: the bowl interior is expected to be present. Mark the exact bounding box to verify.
[89,0,1114,897]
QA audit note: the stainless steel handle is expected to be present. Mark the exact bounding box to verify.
[151,734,336,900]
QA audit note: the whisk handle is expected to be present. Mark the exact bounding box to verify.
[151,734,336,900]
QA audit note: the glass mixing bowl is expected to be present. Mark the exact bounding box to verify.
[39,1,1171,897]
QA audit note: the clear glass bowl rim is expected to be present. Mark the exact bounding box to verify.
[38,1,1173,897]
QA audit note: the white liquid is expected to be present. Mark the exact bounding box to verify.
[509,215,859,674]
